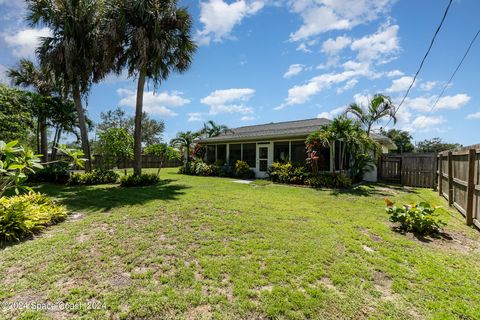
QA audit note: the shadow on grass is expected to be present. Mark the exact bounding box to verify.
[391,226,453,243]
[34,179,190,213]
[330,183,421,197]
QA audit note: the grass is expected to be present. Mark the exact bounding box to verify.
[1,168,480,319]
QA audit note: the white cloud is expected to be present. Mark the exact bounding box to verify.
[466,112,480,120]
[321,36,351,55]
[240,116,255,121]
[117,89,190,117]
[296,43,312,53]
[201,88,255,115]
[420,81,438,91]
[195,0,264,45]
[386,70,404,78]
[188,112,203,122]
[317,106,345,120]
[404,94,470,112]
[386,76,413,93]
[350,23,400,62]
[3,27,52,58]
[407,115,446,132]
[283,64,305,79]
[337,79,358,94]
[289,0,395,42]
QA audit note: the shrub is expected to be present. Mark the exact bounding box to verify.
[218,164,235,177]
[304,172,352,189]
[0,192,67,243]
[385,199,446,235]
[194,161,218,176]
[68,169,119,185]
[235,160,255,179]
[267,162,309,184]
[29,162,71,184]
[120,173,160,187]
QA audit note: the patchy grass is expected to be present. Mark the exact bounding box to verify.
[1,168,479,319]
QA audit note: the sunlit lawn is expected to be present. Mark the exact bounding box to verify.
[1,168,479,319]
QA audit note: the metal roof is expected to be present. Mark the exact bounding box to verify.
[198,118,396,149]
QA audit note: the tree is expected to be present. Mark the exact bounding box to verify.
[144,143,180,177]
[202,120,231,138]
[104,0,196,176]
[27,0,107,171]
[345,94,396,136]
[382,129,414,154]
[170,131,200,162]
[97,107,165,145]
[416,138,461,153]
[0,85,36,143]
[97,128,134,169]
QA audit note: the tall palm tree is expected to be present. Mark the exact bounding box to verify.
[170,131,200,162]
[202,120,231,138]
[26,0,107,171]
[104,0,197,176]
[344,94,396,136]
[7,59,55,162]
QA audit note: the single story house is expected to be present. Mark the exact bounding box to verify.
[197,118,396,181]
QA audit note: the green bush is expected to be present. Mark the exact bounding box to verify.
[385,199,446,235]
[235,160,255,179]
[218,164,235,177]
[0,192,67,243]
[194,161,219,176]
[304,172,352,189]
[68,169,119,185]
[29,162,71,184]
[120,173,160,187]
[267,162,309,184]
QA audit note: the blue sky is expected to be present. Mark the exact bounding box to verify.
[1,0,479,145]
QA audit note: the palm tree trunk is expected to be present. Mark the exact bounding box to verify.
[72,85,92,172]
[133,69,146,176]
[51,127,62,160]
[39,111,48,163]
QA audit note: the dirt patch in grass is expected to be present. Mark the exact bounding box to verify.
[373,270,393,300]
[185,304,212,320]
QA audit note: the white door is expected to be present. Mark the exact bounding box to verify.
[255,144,271,178]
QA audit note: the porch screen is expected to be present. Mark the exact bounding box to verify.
[206,145,216,164]
[274,141,289,163]
[290,141,306,165]
[242,143,256,167]
[317,146,330,171]
[229,144,241,164]
[217,144,227,164]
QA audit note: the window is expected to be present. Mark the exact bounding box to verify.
[290,141,307,165]
[206,145,215,164]
[274,141,289,162]
[217,144,226,164]
[242,143,256,167]
[318,146,330,171]
[229,144,241,165]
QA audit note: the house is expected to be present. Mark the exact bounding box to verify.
[197,118,396,180]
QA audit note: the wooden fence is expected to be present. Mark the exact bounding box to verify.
[378,153,437,188]
[438,145,480,228]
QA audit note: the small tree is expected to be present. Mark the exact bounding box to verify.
[97,128,134,171]
[144,143,180,177]
[416,138,461,153]
[170,131,201,162]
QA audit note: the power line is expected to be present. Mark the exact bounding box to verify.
[416,27,480,127]
[385,0,453,128]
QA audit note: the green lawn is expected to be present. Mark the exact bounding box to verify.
[1,168,480,319]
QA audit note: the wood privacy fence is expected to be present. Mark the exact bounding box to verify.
[378,153,437,188]
[54,154,182,170]
[438,145,480,228]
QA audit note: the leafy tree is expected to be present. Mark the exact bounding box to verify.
[202,120,231,138]
[97,128,134,169]
[27,0,108,171]
[104,0,197,176]
[144,143,180,177]
[345,94,396,136]
[0,85,36,143]
[170,131,200,162]
[416,138,461,153]
[97,107,165,146]
[382,129,414,154]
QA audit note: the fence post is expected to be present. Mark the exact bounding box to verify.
[438,154,443,196]
[447,151,453,206]
[466,149,475,226]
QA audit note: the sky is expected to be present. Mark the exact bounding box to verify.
[0,0,479,146]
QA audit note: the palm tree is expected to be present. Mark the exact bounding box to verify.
[7,59,56,162]
[26,0,107,171]
[344,94,396,136]
[170,131,200,162]
[104,0,197,176]
[202,120,231,138]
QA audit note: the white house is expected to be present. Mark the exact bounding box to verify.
[198,118,396,180]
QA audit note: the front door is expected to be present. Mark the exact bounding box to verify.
[255,144,271,178]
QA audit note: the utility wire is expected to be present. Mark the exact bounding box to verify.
[416,27,480,127]
[385,0,453,128]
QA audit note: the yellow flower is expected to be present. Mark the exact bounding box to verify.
[384,198,394,207]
